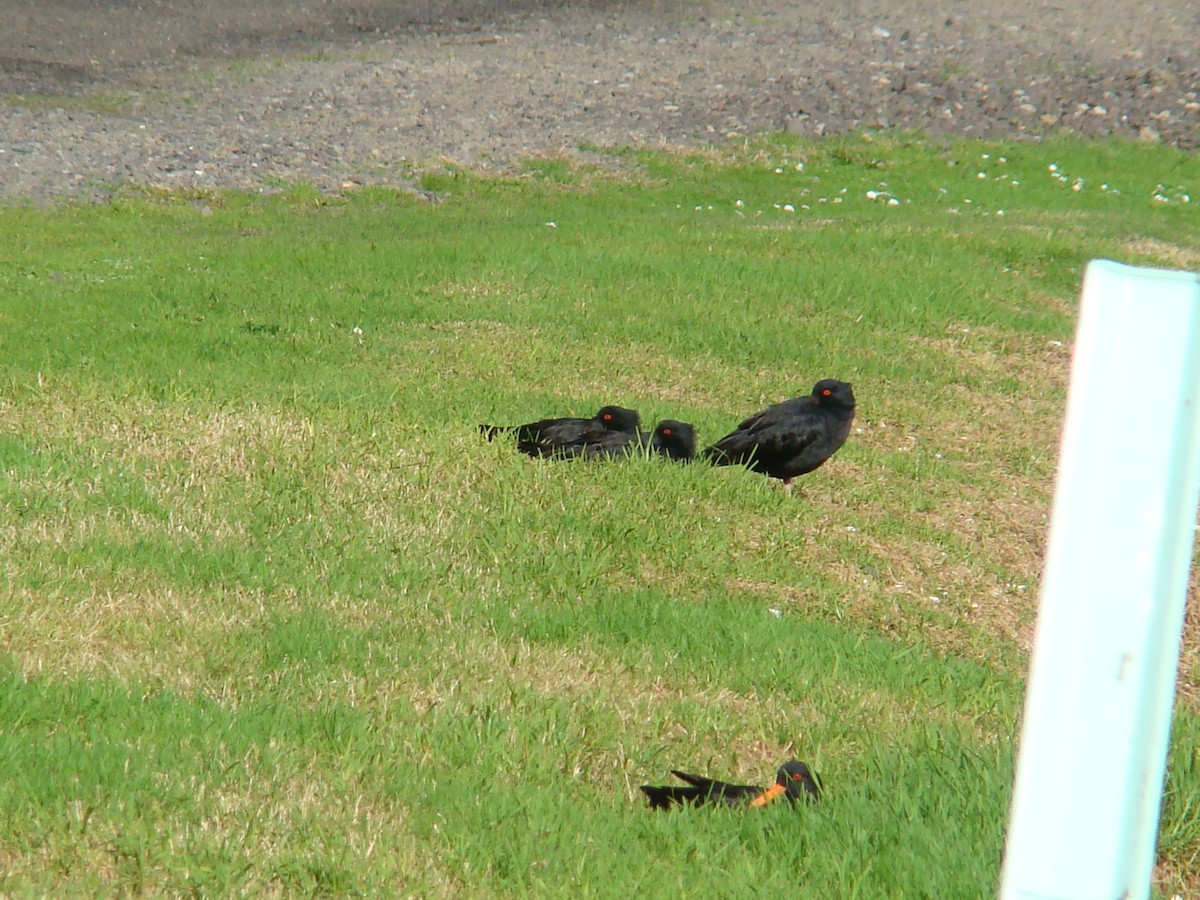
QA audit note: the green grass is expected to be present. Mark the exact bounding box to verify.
[1,91,138,115]
[0,132,1198,896]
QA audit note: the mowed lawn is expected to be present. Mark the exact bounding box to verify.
[1,134,1198,896]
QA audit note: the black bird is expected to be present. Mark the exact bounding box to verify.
[519,419,697,462]
[641,760,822,810]
[702,379,856,491]
[480,405,641,451]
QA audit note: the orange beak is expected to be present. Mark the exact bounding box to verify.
[749,783,786,808]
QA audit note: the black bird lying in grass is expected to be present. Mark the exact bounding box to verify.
[518,419,697,462]
[641,760,822,810]
[702,379,856,492]
[480,405,641,451]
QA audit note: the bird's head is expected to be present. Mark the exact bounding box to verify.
[777,760,822,802]
[811,380,855,410]
[652,420,697,461]
[595,406,642,434]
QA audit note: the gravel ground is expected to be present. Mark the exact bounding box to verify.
[0,0,1196,203]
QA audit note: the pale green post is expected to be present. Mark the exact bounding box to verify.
[1000,260,1200,899]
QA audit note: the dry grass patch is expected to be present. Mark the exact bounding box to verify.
[427,633,1007,790]
[2,584,270,685]
[1120,237,1200,270]
[3,392,319,484]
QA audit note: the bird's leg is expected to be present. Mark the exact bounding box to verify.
[782,478,793,496]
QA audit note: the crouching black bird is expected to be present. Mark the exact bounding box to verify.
[480,405,641,453]
[702,379,855,491]
[519,420,697,462]
[641,759,822,810]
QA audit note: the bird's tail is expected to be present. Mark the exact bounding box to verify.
[515,440,557,458]
[700,445,731,465]
[640,785,696,810]
[479,424,503,441]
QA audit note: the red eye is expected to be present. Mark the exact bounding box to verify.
[662,428,672,435]
[603,414,612,421]
[821,389,832,397]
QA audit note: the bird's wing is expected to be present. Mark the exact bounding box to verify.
[703,412,767,462]
[519,417,588,444]
[518,429,635,460]
[581,431,640,459]
[745,414,822,460]
[670,771,759,800]
[670,770,718,790]
[706,403,819,463]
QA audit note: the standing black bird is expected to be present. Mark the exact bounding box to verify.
[641,760,822,810]
[480,405,641,452]
[519,419,697,462]
[702,379,855,491]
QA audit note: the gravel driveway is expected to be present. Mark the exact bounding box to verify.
[1,0,1196,203]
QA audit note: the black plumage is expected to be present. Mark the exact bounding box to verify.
[641,760,822,810]
[480,405,641,451]
[519,419,697,462]
[703,379,855,489]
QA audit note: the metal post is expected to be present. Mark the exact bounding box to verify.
[1000,260,1200,899]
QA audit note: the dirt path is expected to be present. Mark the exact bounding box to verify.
[0,0,1196,203]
